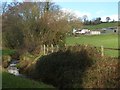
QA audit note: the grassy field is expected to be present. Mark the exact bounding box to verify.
[2,70,54,88]
[1,50,55,88]
[83,22,117,30]
[1,49,16,56]
[66,34,118,57]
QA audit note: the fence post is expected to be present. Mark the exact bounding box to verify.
[85,44,87,49]
[44,44,46,55]
[51,44,53,53]
[101,45,104,57]
[65,44,67,50]
[47,45,49,54]
[41,45,43,53]
[56,45,59,52]
[65,44,66,47]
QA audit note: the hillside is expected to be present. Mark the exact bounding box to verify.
[83,22,117,30]
[2,71,54,88]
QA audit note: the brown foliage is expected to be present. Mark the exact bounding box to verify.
[2,2,82,54]
[82,57,119,88]
[2,55,11,68]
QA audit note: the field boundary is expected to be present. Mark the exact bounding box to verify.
[93,46,119,57]
[40,44,119,57]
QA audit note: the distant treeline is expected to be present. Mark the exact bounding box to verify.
[83,17,117,25]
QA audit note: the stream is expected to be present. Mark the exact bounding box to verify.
[7,59,25,77]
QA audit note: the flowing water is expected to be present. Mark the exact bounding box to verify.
[7,59,25,77]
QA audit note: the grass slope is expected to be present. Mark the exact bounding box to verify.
[83,22,117,30]
[2,71,54,88]
[1,49,16,56]
[66,34,118,57]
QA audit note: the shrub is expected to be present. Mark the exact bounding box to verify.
[18,53,33,70]
[2,50,19,68]
[10,52,20,60]
[82,57,120,88]
[2,55,11,68]
[18,53,39,78]
[3,27,24,49]
[35,45,99,88]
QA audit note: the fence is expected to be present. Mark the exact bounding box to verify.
[99,46,120,57]
[40,44,120,57]
[40,44,59,55]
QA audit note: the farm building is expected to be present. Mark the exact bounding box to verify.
[101,27,118,33]
[72,28,90,35]
[90,31,101,35]
[72,28,101,35]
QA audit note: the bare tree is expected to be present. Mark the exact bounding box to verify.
[1,2,7,14]
[2,2,82,53]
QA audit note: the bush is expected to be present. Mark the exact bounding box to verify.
[18,53,39,78]
[82,57,120,88]
[35,45,99,88]
[2,55,11,68]
[3,27,24,49]
[10,52,20,60]
[2,50,19,68]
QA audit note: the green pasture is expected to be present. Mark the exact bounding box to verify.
[83,22,117,30]
[2,71,54,88]
[1,49,16,56]
[66,34,118,57]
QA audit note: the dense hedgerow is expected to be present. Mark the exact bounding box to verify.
[17,45,119,88]
[82,57,120,88]
[35,45,100,88]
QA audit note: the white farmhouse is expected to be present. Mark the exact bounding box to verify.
[75,29,90,34]
[90,31,101,35]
